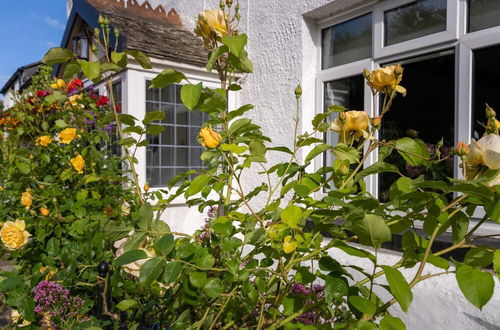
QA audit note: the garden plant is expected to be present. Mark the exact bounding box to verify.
[1,3,500,329]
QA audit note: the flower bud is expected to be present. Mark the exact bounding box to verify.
[338,162,349,176]
[94,27,100,37]
[219,0,225,9]
[294,84,302,99]
[362,68,371,80]
[91,44,98,54]
[235,3,240,11]
[98,15,104,25]
[226,0,233,7]
[339,111,347,123]
[394,63,403,76]
[486,105,496,119]
[40,207,50,216]
[114,27,120,37]
[235,12,241,21]
[103,18,110,26]
[144,183,149,192]
[370,116,382,129]
[199,127,222,148]
[455,141,469,157]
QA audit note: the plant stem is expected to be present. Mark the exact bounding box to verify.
[208,287,237,330]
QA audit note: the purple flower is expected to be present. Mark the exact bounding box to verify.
[85,111,96,125]
[297,311,317,325]
[290,283,311,295]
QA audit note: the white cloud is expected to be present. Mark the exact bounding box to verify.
[44,16,65,30]
[46,41,56,47]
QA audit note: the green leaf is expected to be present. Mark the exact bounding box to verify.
[154,234,174,256]
[163,261,182,284]
[20,298,35,322]
[456,264,494,309]
[113,249,148,267]
[425,253,450,270]
[450,211,469,244]
[119,114,137,125]
[101,62,122,72]
[116,299,139,311]
[189,271,207,288]
[333,240,376,262]
[111,51,128,67]
[213,222,233,236]
[381,266,413,312]
[395,137,428,166]
[244,228,266,245]
[305,143,330,163]
[181,83,203,110]
[55,119,67,128]
[186,174,211,196]
[150,68,185,88]
[333,143,359,164]
[228,118,252,135]
[348,296,376,316]
[221,34,247,57]
[281,205,302,229]
[355,161,399,182]
[227,104,254,121]
[221,143,248,154]
[137,203,154,230]
[79,60,101,82]
[125,49,152,69]
[63,60,81,80]
[494,250,500,277]
[351,214,392,248]
[380,315,406,330]
[139,257,165,286]
[145,124,165,135]
[325,276,348,302]
[42,47,75,65]
[464,248,493,268]
[207,45,228,72]
[143,110,165,125]
[204,278,224,298]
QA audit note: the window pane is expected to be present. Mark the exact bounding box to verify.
[160,126,175,145]
[176,127,189,146]
[176,105,189,125]
[472,45,500,140]
[384,0,447,46]
[161,85,176,103]
[322,14,372,69]
[379,52,455,202]
[190,148,203,167]
[161,147,175,166]
[161,103,174,124]
[176,148,189,166]
[323,75,364,168]
[469,0,500,32]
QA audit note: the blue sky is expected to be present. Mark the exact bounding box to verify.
[0,1,67,97]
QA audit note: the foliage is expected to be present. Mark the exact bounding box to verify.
[1,2,500,329]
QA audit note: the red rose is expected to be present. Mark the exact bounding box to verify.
[36,90,49,98]
[67,78,83,92]
[96,95,109,106]
[115,104,121,113]
[27,97,35,104]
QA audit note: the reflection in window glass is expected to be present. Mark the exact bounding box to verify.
[322,14,372,69]
[145,81,209,187]
[379,52,455,202]
[384,0,447,46]
[324,76,364,168]
[469,0,500,32]
[472,45,500,140]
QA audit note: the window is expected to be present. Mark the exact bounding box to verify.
[321,14,372,69]
[145,81,208,188]
[317,0,500,203]
[468,0,500,32]
[384,0,447,46]
[472,45,500,140]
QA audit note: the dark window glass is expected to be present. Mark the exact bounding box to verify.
[146,82,209,188]
[322,14,372,69]
[323,75,364,168]
[472,45,500,140]
[384,0,447,46]
[379,52,455,202]
[468,0,500,32]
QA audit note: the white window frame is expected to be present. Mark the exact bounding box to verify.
[314,0,500,235]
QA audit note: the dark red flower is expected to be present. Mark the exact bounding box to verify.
[36,90,49,98]
[115,104,121,113]
[96,95,109,106]
[27,97,35,105]
[67,78,83,92]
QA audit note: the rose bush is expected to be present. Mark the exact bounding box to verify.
[1,2,500,329]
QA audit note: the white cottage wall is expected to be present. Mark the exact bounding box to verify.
[117,1,500,328]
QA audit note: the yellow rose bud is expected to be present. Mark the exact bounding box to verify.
[40,207,50,216]
[370,116,382,129]
[0,220,31,250]
[283,235,298,254]
[199,126,222,148]
[59,128,77,144]
[144,183,150,192]
[455,141,469,157]
[330,111,369,145]
[21,191,32,209]
[70,154,85,174]
[36,135,52,146]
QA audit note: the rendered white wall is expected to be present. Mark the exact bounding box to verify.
[127,1,500,328]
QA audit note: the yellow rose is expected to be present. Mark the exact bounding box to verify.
[195,9,229,43]
[1,220,31,250]
[36,135,52,146]
[40,207,50,216]
[68,94,83,106]
[59,128,77,144]
[199,127,222,148]
[71,154,85,174]
[51,79,66,89]
[464,134,500,186]
[144,183,150,192]
[367,65,406,95]
[283,235,298,254]
[21,191,32,209]
[330,111,369,144]
[10,309,31,327]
